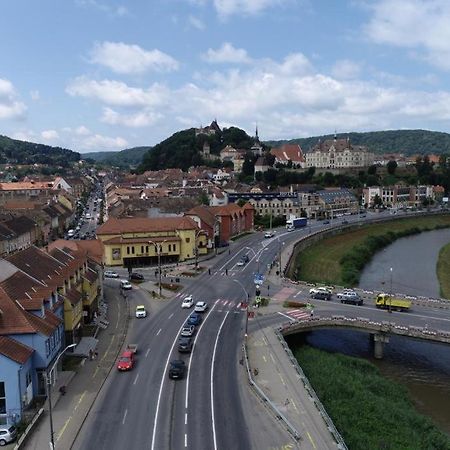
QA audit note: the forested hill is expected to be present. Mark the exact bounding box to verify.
[266,129,450,155]
[83,146,151,167]
[138,126,256,172]
[0,135,80,165]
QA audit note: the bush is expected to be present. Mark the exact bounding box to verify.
[283,300,307,308]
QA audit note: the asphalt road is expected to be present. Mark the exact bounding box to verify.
[71,210,450,450]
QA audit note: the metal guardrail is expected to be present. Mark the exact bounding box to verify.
[242,342,301,442]
[273,329,348,450]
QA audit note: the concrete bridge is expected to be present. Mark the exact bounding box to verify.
[278,315,450,358]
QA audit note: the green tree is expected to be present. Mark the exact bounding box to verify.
[368,165,377,175]
[386,160,398,175]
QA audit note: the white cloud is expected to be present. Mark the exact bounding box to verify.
[213,0,287,17]
[101,107,163,127]
[188,15,205,30]
[331,59,362,80]
[66,77,169,107]
[0,78,27,120]
[203,42,251,64]
[365,0,450,70]
[41,130,59,141]
[75,0,129,17]
[75,125,91,135]
[11,130,35,141]
[81,133,128,150]
[89,41,179,74]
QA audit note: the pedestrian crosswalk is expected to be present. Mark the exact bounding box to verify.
[214,299,246,313]
[285,309,310,321]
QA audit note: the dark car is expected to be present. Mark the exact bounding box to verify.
[237,254,250,266]
[323,220,330,224]
[187,313,202,326]
[311,291,332,300]
[168,360,186,379]
[178,337,193,353]
[130,273,145,281]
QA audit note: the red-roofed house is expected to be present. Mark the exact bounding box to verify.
[270,144,305,168]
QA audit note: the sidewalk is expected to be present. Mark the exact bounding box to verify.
[246,328,339,450]
[20,287,129,450]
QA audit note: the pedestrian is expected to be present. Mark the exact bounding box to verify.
[208,268,211,275]
[94,350,99,359]
[310,309,314,318]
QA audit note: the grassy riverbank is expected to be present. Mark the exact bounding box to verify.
[437,242,450,299]
[293,345,450,450]
[294,215,450,286]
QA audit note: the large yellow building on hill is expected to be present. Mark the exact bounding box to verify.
[96,216,208,267]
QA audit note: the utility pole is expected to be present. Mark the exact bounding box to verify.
[389,267,393,313]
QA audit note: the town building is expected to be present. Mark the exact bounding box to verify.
[305,137,374,169]
[270,144,305,167]
[363,185,436,208]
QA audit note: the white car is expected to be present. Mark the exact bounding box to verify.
[135,305,147,318]
[181,296,194,308]
[194,301,208,312]
[264,231,275,238]
[309,286,332,295]
[120,280,132,290]
[104,270,119,278]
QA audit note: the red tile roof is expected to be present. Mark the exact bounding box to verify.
[270,144,305,163]
[96,216,199,235]
[0,336,33,364]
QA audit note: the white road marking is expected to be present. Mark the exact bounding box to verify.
[168,313,174,319]
[122,409,127,425]
[211,311,229,450]
[151,319,191,450]
[145,348,150,357]
[185,413,187,425]
[185,434,187,448]
[133,373,139,385]
[156,328,162,336]
[277,311,295,321]
[294,290,303,298]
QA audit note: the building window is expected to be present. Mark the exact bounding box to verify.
[132,246,135,254]
[141,246,144,254]
[173,244,176,252]
[0,382,5,414]
[127,246,130,255]
[45,339,50,357]
[186,238,190,243]
[168,244,171,252]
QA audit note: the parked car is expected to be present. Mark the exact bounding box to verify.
[187,313,202,326]
[0,425,17,446]
[105,270,119,278]
[181,296,194,308]
[194,301,208,313]
[117,351,135,371]
[178,337,193,353]
[181,325,195,337]
[237,254,250,266]
[120,280,133,290]
[168,360,186,379]
[130,272,144,281]
[135,305,147,318]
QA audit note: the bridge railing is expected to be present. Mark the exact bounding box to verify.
[242,342,301,442]
[273,328,348,450]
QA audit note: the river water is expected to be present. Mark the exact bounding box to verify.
[289,228,450,435]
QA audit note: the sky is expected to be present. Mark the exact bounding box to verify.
[2,0,450,153]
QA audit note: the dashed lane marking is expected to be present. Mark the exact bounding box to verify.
[156,328,162,336]
[133,373,139,385]
[307,431,317,449]
[145,348,150,357]
[73,391,86,412]
[56,416,72,441]
[122,408,128,425]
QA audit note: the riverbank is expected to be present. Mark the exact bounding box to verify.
[294,215,450,286]
[289,343,450,450]
[437,242,450,299]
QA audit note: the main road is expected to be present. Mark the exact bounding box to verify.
[72,211,450,450]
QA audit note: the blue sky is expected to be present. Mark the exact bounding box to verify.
[2,0,450,153]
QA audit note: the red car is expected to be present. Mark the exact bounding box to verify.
[117,351,135,371]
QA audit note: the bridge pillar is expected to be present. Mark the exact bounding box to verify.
[372,333,390,359]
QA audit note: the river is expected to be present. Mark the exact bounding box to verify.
[289,228,450,435]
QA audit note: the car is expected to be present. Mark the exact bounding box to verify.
[337,290,363,305]
[120,280,133,290]
[117,351,135,371]
[264,231,275,238]
[180,325,195,337]
[323,220,330,224]
[309,286,332,295]
[85,213,91,219]
[194,301,208,312]
[130,272,144,281]
[178,337,193,353]
[135,305,147,318]
[311,291,332,300]
[67,229,75,237]
[0,425,17,446]
[187,313,202,326]
[104,270,119,278]
[168,360,186,379]
[181,296,194,308]
[237,254,250,266]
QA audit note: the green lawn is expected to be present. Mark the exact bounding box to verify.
[437,242,450,299]
[295,215,450,285]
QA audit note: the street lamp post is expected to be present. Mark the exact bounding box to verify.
[194,229,204,271]
[148,240,168,297]
[389,267,393,313]
[45,343,76,450]
[233,279,250,339]
[278,238,285,278]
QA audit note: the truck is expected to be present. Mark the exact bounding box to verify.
[375,293,411,312]
[286,217,307,230]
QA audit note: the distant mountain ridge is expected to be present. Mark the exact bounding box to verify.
[266,129,450,155]
[83,146,151,167]
[0,135,80,165]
